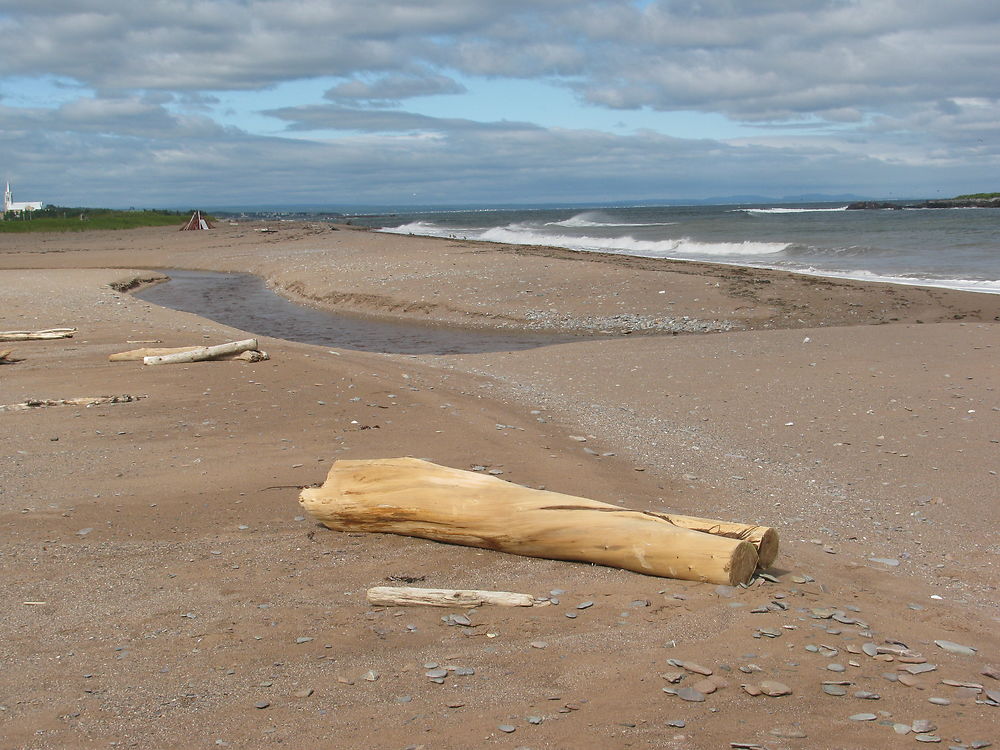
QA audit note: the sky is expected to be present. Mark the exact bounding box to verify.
[0,0,998,209]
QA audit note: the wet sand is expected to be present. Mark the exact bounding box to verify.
[1,224,998,749]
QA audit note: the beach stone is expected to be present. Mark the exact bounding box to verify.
[692,679,718,695]
[661,672,685,684]
[868,557,900,567]
[425,668,448,679]
[827,663,846,673]
[527,716,543,725]
[897,673,921,687]
[985,689,1000,704]
[905,663,938,674]
[498,724,516,733]
[295,637,313,644]
[854,691,880,700]
[293,688,314,698]
[254,701,270,709]
[759,681,792,697]
[935,639,976,656]
[823,685,847,696]
[770,727,807,739]
[530,641,548,649]
[912,721,937,733]
[914,735,942,743]
[676,687,706,702]
[849,713,877,721]
[666,720,686,728]
[742,684,762,696]
[893,723,912,735]
[454,667,475,676]
[672,660,712,676]
[862,643,879,657]
[576,601,594,610]
[927,697,951,706]
[363,670,380,682]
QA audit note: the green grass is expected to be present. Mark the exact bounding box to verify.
[952,192,1000,200]
[0,208,210,233]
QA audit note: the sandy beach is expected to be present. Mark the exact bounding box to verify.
[1,223,997,749]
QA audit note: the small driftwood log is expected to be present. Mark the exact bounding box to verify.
[300,457,770,585]
[0,328,76,342]
[142,338,259,365]
[0,394,143,412]
[367,586,538,608]
[0,349,16,363]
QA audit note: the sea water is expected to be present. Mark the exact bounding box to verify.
[363,203,1000,294]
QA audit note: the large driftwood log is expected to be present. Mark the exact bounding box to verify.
[367,586,538,608]
[143,338,258,365]
[0,328,76,342]
[300,457,767,585]
[636,512,777,568]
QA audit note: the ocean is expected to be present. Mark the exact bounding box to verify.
[357,203,1000,295]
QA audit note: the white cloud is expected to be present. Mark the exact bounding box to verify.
[0,0,998,205]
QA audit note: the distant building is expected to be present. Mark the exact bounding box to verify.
[3,182,43,214]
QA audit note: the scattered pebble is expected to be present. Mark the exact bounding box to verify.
[530,641,548,649]
[849,713,877,721]
[254,701,270,710]
[675,687,706,702]
[498,724,516,733]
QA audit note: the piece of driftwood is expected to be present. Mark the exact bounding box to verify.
[142,338,258,365]
[645,512,778,568]
[300,457,769,585]
[0,394,143,412]
[0,349,16,363]
[111,344,269,362]
[0,328,76,342]
[367,586,538,608]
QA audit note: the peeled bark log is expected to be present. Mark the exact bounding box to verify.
[0,328,75,342]
[367,586,538,608]
[300,457,763,585]
[143,338,258,365]
[648,512,778,568]
[110,346,203,361]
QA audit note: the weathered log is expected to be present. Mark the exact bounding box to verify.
[0,394,143,412]
[299,457,763,585]
[0,349,15,363]
[143,338,258,365]
[647,512,778,568]
[110,346,203,361]
[367,586,538,608]
[112,345,269,362]
[0,328,76,342]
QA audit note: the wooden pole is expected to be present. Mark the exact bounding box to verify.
[299,457,763,585]
[143,338,258,365]
[366,586,538,608]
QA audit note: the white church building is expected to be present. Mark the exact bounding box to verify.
[3,182,43,214]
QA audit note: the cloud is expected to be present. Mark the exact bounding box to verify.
[1,1,998,205]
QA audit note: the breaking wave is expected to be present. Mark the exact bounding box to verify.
[546,212,677,228]
[381,221,788,258]
[737,206,849,214]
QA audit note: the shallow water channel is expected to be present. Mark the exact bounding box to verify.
[134,269,594,355]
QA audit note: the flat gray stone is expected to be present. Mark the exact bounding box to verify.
[498,724,516,733]
[822,685,847,696]
[849,713,877,721]
[934,639,976,656]
[676,687,706,702]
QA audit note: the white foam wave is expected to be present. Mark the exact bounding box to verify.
[381,221,786,257]
[547,215,677,228]
[477,226,787,257]
[737,206,848,214]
